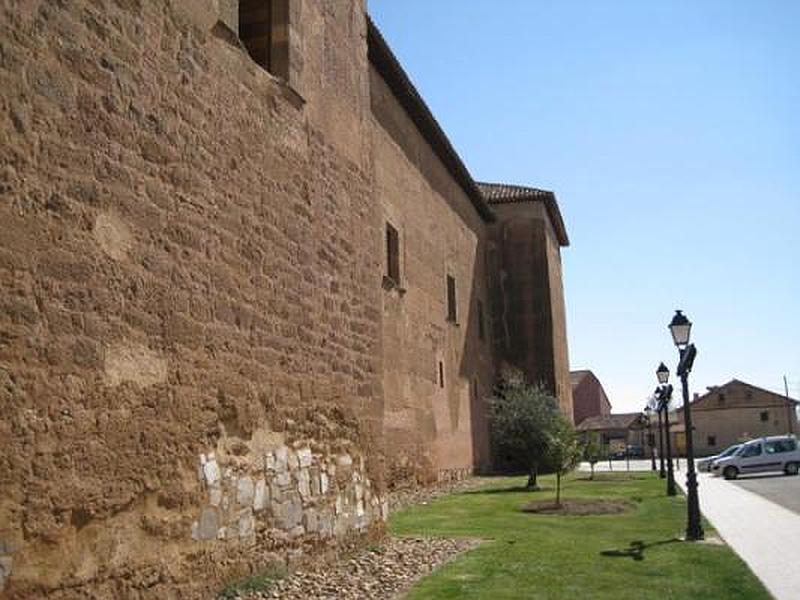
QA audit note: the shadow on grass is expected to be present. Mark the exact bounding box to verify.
[464,486,552,495]
[600,538,681,561]
[575,473,649,482]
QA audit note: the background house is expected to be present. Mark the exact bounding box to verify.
[674,379,799,457]
[572,370,647,455]
[577,413,648,455]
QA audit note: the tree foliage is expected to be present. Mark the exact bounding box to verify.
[583,432,603,480]
[489,377,562,490]
[548,415,582,506]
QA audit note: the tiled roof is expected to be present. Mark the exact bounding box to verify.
[675,379,800,412]
[477,182,552,203]
[477,182,570,247]
[577,412,644,431]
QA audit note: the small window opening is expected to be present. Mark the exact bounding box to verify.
[446,275,457,322]
[717,393,725,405]
[707,435,716,447]
[386,222,400,284]
[760,411,769,422]
[239,0,273,71]
[238,0,290,80]
[438,361,445,388]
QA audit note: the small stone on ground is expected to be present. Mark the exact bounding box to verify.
[234,536,480,599]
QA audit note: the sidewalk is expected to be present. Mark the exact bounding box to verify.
[676,472,800,600]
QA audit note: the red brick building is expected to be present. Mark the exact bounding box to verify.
[571,370,611,427]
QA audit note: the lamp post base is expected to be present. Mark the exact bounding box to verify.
[666,472,677,496]
[684,459,704,540]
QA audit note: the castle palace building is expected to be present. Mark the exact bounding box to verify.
[0,2,571,597]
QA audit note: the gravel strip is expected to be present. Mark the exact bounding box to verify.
[235,536,480,599]
[389,476,494,513]
[228,478,489,599]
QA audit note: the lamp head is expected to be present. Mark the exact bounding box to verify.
[669,310,692,347]
[656,362,670,385]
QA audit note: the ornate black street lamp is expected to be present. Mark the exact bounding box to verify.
[644,405,657,471]
[655,363,676,496]
[669,310,704,541]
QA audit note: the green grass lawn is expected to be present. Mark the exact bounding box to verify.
[390,472,771,600]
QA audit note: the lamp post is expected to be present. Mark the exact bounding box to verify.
[669,310,704,541]
[653,397,666,478]
[656,363,676,496]
[644,405,656,471]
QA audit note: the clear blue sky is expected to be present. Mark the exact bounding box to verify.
[369,0,800,413]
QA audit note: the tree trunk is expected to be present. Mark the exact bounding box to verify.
[526,464,539,490]
[590,463,595,480]
[556,471,562,507]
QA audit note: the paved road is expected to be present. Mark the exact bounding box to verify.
[732,473,800,515]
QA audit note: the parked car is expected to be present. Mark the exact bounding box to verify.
[711,435,800,480]
[697,444,742,472]
[626,445,645,458]
[609,445,644,460]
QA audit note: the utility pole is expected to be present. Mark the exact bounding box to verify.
[785,375,794,435]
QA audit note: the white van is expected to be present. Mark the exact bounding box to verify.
[711,435,800,480]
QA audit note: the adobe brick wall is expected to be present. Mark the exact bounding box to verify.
[0,1,385,597]
[370,65,494,482]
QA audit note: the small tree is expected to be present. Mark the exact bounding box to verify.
[583,432,603,480]
[548,416,581,506]
[489,378,560,490]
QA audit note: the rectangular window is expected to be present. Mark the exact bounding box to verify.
[438,361,444,388]
[385,222,400,284]
[238,0,291,80]
[764,440,793,454]
[446,275,457,322]
[477,299,485,340]
[707,435,716,447]
[760,410,769,422]
[239,0,273,71]
[717,393,725,405]
[742,443,762,458]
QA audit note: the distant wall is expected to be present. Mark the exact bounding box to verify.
[488,202,573,418]
[369,64,494,482]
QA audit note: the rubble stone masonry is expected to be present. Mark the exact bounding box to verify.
[0,1,571,597]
